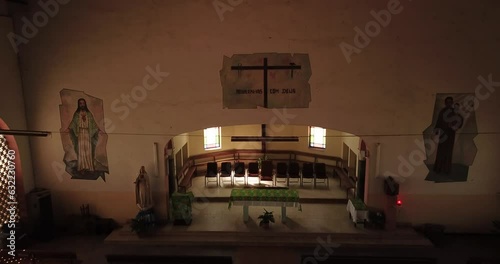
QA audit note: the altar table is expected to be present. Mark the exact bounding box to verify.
[228,188,301,223]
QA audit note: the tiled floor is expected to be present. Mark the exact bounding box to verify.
[98,173,432,247]
[22,195,499,264]
[104,201,432,251]
[166,202,364,233]
[101,175,434,262]
[166,174,369,234]
[19,177,500,263]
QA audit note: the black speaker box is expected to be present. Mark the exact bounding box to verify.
[384,176,399,196]
[27,188,54,241]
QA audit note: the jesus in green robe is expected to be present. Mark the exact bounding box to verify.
[67,98,100,172]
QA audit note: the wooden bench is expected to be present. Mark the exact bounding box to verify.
[334,167,356,199]
[176,158,195,190]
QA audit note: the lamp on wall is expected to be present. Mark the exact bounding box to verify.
[384,176,399,196]
[0,129,50,137]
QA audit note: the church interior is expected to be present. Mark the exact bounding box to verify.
[1,0,500,263]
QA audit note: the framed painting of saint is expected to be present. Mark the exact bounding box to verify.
[423,93,478,182]
[59,89,109,181]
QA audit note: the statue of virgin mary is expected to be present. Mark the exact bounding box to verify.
[134,166,154,211]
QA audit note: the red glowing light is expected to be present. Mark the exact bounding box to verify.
[396,200,402,206]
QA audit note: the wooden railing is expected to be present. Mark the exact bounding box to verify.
[334,167,357,199]
[177,149,346,189]
[176,159,195,190]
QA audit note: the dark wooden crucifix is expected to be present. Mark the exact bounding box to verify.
[231,58,301,108]
[231,124,298,153]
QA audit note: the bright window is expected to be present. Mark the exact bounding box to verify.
[204,127,221,150]
[309,126,326,149]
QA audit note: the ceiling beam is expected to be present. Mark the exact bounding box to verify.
[231,136,298,142]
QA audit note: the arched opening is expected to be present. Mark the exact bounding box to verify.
[0,118,27,229]
[163,124,370,228]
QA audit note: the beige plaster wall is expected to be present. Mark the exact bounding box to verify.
[7,0,499,230]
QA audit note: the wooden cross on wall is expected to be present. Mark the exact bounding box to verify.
[231,58,301,108]
[231,124,298,153]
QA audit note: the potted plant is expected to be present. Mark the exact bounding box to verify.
[130,217,155,237]
[347,198,368,227]
[258,209,275,229]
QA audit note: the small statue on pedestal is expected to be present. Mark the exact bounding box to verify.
[132,166,155,235]
[134,166,154,211]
